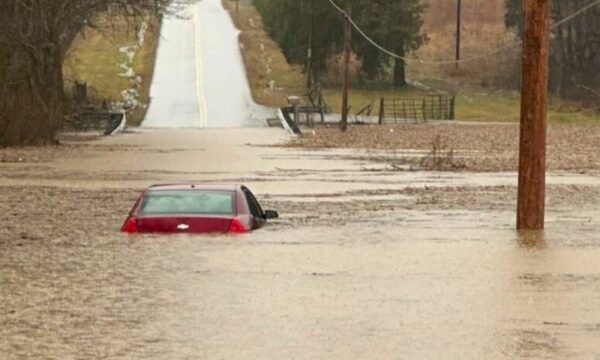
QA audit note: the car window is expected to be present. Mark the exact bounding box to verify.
[141,190,235,215]
[244,190,264,218]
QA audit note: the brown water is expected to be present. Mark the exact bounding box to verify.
[2,129,600,359]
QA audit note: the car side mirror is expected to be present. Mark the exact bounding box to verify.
[264,210,279,220]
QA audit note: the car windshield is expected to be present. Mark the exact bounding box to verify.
[141,190,235,215]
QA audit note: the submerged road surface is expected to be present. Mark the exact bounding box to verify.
[2,129,600,358]
[143,0,268,128]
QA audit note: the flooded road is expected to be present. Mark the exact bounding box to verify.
[1,128,600,358]
[2,221,600,358]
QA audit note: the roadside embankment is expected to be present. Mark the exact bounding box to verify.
[221,0,305,108]
[63,14,162,126]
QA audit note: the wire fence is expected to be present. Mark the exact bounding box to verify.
[378,95,455,123]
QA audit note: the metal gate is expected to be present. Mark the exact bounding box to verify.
[378,95,455,123]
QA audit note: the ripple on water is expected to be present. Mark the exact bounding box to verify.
[2,220,600,358]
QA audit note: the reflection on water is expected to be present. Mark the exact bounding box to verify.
[517,230,547,249]
[2,216,600,359]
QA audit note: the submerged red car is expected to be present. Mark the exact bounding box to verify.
[121,184,278,234]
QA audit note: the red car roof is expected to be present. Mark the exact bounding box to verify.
[147,184,242,192]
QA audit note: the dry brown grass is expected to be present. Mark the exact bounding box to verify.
[410,0,520,90]
[409,23,520,90]
[422,0,506,30]
[222,0,305,107]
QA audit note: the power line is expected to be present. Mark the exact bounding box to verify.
[327,0,600,65]
[553,0,600,27]
[327,0,516,64]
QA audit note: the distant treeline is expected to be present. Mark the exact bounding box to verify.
[506,0,600,98]
[255,0,600,101]
[253,0,426,87]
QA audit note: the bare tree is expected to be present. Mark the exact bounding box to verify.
[0,0,183,146]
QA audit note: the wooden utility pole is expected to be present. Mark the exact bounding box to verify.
[341,3,351,132]
[517,0,551,230]
[235,0,239,12]
[455,0,462,69]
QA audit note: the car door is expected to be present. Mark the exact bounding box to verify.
[243,188,266,229]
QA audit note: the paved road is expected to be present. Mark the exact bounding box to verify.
[143,0,269,128]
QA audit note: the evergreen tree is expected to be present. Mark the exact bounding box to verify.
[354,0,426,86]
[255,0,344,81]
[254,0,426,87]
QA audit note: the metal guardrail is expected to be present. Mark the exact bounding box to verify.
[64,111,126,135]
[279,107,302,134]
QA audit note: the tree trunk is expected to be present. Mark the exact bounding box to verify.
[0,1,63,147]
[0,0,170,147]
[393,46,407,87]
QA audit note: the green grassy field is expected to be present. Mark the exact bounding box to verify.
[320,87,600,123]
[63,15,161,125]
[455,91,600,123]
[321,87,428,114]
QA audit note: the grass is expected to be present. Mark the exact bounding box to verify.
[61,0,599,127]
[222,0,430,113]
[222,0,305,108]
[407,24,521,90]
[421,0,506,30]
[321,87,428,114]
[408,1,600,123]
[63,15,161,126]
[223,0,600,124]
[456,90,600,123]
[323,87,600,123]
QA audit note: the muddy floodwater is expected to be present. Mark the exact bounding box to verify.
[2,128,600,359]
